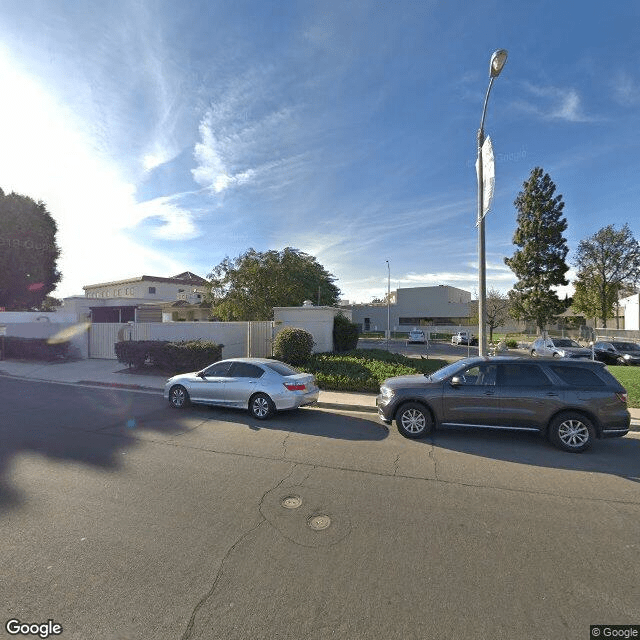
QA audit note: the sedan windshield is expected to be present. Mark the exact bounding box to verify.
[553,339,581,348]
[612,342,640,352]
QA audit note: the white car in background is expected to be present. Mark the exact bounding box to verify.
[407,329,426,344]
[451,331,477,346]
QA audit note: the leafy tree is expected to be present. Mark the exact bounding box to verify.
[0,189,61,310]
[486,288,511,343]
[504,167,569,332]
[572,224,640,327]
[208,247,341,320]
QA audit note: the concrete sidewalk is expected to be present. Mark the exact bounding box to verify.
[1,357,639,429]
[0,357,378,414]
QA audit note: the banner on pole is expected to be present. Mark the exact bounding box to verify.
[475,136,495,223]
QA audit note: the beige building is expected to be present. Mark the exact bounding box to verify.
[348,285,471,333]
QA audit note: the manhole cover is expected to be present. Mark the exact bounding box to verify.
[308,515,331,531]
[281,495,303,509]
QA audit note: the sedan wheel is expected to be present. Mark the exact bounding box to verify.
[531,350,537,357]
[396,402,433,439]
[549,412,594,452]
[169,385,190,409]
[250,393,275,420]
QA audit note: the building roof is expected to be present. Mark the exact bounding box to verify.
[83,272,208,290]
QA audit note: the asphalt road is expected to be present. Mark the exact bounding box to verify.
[1,378,639,639]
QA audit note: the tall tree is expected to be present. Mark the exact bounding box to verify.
[485,288,511,343]
[208,247,341,320]
[504,167,569,332]
[0,189,61,310]
[572,224,640,327]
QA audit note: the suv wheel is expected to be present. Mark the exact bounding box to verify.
[549,412,595,453]
[531,349,537,357]
[396,402,433,439]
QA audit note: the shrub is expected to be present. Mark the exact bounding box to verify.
[273,327,314,366]
[150,340,223,373]
[114,340,223,372]
[3,337,70,361]
[301,349,447,392]
[333,313,359,353]
[506,339,518,349]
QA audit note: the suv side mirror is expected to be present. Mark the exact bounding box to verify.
[450,376,462,386]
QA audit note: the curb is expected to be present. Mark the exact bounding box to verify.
[315,401,377,414]
[2,371,640,431]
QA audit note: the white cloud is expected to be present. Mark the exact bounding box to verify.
[0,46,197,297]
[613,71,640,106]
[516,83,595,123]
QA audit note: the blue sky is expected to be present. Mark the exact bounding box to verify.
[1,0,639,303]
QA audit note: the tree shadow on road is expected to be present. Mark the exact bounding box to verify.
[0,378,386,514]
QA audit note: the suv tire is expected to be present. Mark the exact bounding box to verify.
[549,412,595,453]
[396,402,433,439]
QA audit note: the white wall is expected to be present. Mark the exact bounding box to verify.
[0,322,90,358]
[622,293,640,331]
[274,306,351,353]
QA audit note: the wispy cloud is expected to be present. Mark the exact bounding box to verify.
[514,82,596,123]
[612,71,640,106]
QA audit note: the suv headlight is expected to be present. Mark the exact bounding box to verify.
[380,386,394,400]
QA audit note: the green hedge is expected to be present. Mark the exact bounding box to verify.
[301,349,447,392]
[3,337,70,361]
[333,314,359,352]
[114,340,223,373]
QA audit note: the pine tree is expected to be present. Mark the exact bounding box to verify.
[504,167,569,332]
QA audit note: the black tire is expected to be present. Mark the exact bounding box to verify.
[549,412,595,453]
[169,385,190,409]
[249,393,275,420]
[395,402,433,439]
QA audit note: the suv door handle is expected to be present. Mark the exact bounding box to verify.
[545,392,559,397]
[483,390,496,396]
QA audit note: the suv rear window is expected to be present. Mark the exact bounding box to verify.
[550,365,605,387]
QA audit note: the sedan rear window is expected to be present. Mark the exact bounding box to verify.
[263,362,300,377]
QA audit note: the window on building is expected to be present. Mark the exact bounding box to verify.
[148,287,156,294]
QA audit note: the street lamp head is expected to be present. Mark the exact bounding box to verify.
[489,49,508,78]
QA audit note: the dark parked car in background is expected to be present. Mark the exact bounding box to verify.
[593,341,640,366]
[377,356,629,452]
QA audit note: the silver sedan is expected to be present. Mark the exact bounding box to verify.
[164,358,319,419]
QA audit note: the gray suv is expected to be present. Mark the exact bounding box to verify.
[377,356,630,452]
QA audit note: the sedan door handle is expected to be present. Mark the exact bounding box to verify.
[483,390,496,396]
[545,392,559,397]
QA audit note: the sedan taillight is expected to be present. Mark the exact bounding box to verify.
[284,383,306,391]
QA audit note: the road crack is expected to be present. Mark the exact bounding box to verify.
[180,464,298,640]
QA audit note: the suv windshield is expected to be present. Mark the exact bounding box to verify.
[429,360,471,382]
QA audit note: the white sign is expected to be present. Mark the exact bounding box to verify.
[0,326,6,336]
[475,136,495,223]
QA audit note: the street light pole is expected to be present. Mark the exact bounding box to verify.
[477,49,507,357]
[386,260,391,349]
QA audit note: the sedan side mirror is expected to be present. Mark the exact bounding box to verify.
[450,376,462,386]
[197,371,207,378]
